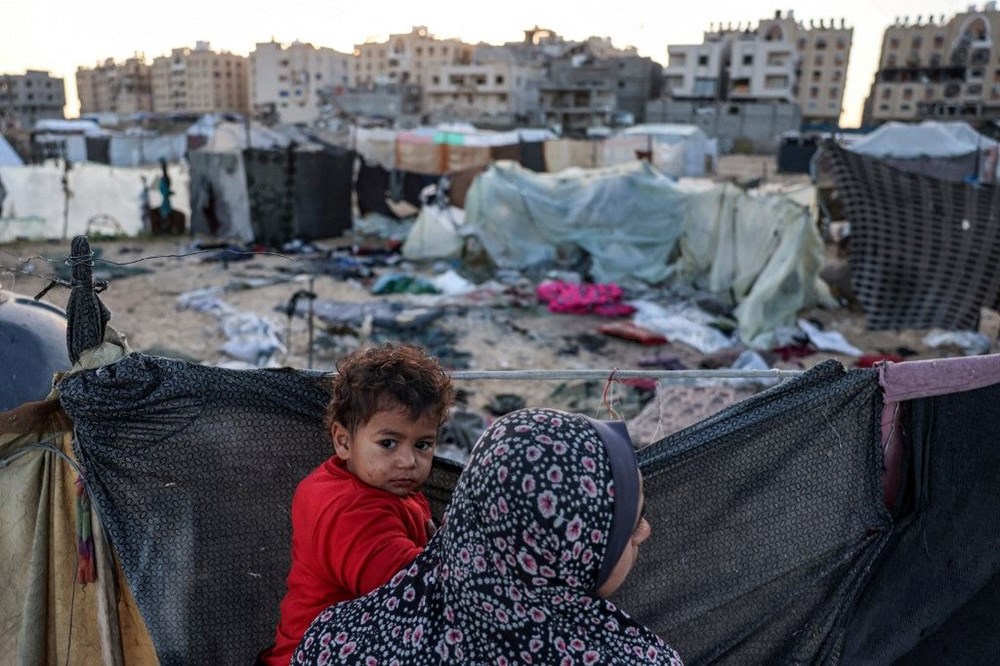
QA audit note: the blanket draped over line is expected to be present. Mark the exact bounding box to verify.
[42,348,1000,664]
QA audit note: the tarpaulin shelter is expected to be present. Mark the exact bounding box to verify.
[4,237,999,664]
[823,140,1000,331]
[0,162,190,242]
[242,145,355,246]
[461,160,830,342]
[622,124,718,177]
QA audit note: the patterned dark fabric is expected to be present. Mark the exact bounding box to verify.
[65,236,110,364]
[822,141,1000,331]
[295,408,682,665]
[59,355,332,665]
[617,360,888,664]
[841,380,1000,663]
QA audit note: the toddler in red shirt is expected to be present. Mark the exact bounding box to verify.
[260,342,454,666]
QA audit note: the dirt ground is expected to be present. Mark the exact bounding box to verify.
[1,228,967,442]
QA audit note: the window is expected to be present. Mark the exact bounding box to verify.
[829,86,839,98]
[881,87,891,100]
[889,37,900,49]
[495,75,504,84]
[697,55,709,66]
[832,70,842,82]
[812,70,821,82]
[836,38,847,50]
[742,54,753,65]
[934,35,945,48]
[809,86,819,98]
[902,87,913,100]
[911,36,923,50]
[797,38,807,50]
[814,55,824,66]
[815,38,827,50]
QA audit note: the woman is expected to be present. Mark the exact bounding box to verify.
[293,407,682,665]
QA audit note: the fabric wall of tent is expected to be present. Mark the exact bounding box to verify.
[3,267,1000,664]
[622,124,718,177]
[845,120,1000,183]
[824,140,1000,331]
[461,160,829,342]
[187,149,254,242]
[0,162,190,242]
[242,146,355,247]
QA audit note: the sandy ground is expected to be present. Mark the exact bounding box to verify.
[1,229,967,442]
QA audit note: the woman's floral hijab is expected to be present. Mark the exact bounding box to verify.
[294,407,683,665]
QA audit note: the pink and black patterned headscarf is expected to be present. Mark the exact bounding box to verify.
[294,408,683,665]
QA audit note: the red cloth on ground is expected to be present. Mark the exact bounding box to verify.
[260,456,431,666]
[536,281,635,317]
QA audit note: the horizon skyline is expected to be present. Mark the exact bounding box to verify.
[3,0,988,128]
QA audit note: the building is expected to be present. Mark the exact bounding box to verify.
[547,54,662,126]
[423,58,544,127]
[151,42,249,115]
[662,10,853,125]
[353,26,473,90]
[864,4,1000,124]
[250,40,353,125]
[0,70,65,132]
[75,55,152,117]
[321,83,422,127]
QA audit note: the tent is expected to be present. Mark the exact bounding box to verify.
[846,120,1000,183]
[622,123,717,177]
[461,160,830,342]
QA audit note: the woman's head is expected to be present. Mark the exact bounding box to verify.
[442,407,649,597]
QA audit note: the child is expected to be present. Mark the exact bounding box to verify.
[260,342,454,666]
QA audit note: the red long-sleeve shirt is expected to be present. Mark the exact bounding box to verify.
[261,456,430,666]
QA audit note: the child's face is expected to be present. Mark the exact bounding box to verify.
[331,404,439,498]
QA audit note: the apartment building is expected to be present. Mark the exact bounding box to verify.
[151,42,249,115]
[663,10,853,124]
[0,70,65,132]
[250,40,353,125]
[423,59,544,125]
[547,55,662,124]
[353,26,473,89]
[75,56,152,116]
[865,4,1000,124]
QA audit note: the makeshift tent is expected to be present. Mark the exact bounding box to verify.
[824,140,1000,331]
[845,120,1000,183]
[242,146,355,246]
[462,160,829,342]
[4,253,1000,663]
[622,124,717,177]
[0,162,190,242]
[187,150,254,241]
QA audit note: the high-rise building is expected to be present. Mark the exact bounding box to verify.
[151,42,249,115]
[662,10,853,124]
[0,70,65,132]
[75,56,152,116]
[250,40,353,124]
[865,4,1000,124]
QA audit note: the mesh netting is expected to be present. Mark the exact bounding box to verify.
[60,355,891,664]
[823,141,1000,331]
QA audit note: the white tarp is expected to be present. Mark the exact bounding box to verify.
[622,123,717,177]
[847,121,998,159]
[0,135,23,166]
[462,159,688,286]
[401,204,466,261]
[462,161,830,341]
[108,135,188,167]
[0,162,190,242]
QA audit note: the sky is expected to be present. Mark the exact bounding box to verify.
[1,0,985,127]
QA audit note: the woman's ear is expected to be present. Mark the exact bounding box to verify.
[331,422,351,459]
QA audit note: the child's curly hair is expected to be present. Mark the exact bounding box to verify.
[325,342,455,435]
